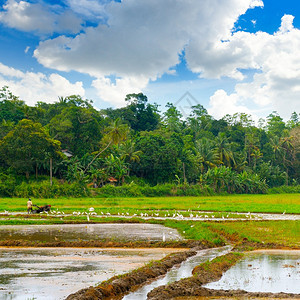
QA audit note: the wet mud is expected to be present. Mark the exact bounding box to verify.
[0,223,183,243]
[0,239,214,249]
[66,249,198,300]
[0,247,182,300]
[147,252,300,300]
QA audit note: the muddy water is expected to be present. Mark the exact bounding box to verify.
[0,247,184,300]
[204,250,300,294]
[122,246,232,300]
[0,223,182,242]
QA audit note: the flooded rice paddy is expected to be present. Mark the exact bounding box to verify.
[0,223,183,243]
[205,250,300,294]
[0,247,184,300]
[123,246,232,300]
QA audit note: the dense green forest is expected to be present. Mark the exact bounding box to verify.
[0,86,299,197]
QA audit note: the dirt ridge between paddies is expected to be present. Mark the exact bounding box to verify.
[65,249,198,300]
[147,251,300,300]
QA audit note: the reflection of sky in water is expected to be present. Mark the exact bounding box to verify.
[0,223,182,242]
[0,248,178,300]
[123,246,232,300]
[205,251,300,294]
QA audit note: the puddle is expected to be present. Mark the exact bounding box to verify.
[0,247,183,300]
[0,223,182,242]
[204,250,300,294]
[122,246,232,300]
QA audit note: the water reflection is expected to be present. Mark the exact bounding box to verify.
[0,247,180,300]
[205,250,300,294]
[123,246,232,300]
[0,224,182,243]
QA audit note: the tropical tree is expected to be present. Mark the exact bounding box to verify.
[104,154,128,184]
[0,119,62,178]
[85,118,129,172]
[163,102,183,132]
[213,132,235,167]
[119,140,142,176]
[195,138,219,173]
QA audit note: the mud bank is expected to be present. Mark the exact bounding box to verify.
[0,239,215,249]
[66,249,198,300]
[147,252,300,300]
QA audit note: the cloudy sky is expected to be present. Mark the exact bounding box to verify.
[0,0,299,120]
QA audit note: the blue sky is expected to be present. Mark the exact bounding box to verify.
[0,0,299,121]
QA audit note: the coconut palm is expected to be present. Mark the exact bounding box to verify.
[85,118,129,172]
[214,132,236,167]
[195,138,220,173]
[118,140,142,176]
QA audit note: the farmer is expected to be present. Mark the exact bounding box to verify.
[27,198,33,214]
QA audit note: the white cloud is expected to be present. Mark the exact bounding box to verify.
[65,0,107,19]
[208,89,253,120]
[92,76,149,107]
[34,0,262,106]
[2,0,299,118]
[0,62,85,105]
[207,15,300,119]
[278,14,295,34]
[0,0,82,34]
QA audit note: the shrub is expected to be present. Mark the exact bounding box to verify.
[13,180,89,198]
[93,183,214,197]
[268,185,300,194]
[0,173,16,196]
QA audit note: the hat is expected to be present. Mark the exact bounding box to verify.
[29,198,31,200]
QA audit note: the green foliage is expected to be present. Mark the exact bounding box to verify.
[0,119,62,177]
[93,183,213,197]
[0,173,16,196]
[268,185,300,194]
[13,180,90,198]
[0,87,299,189]
[0,86,25,123]
[203,166,268,194]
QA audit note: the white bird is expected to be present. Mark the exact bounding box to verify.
[89,207,95,212]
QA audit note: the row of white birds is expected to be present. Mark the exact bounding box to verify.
[48,209,257,220]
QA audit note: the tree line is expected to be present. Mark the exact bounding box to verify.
[0,86,299,196]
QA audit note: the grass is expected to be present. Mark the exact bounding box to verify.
[208,220,300,248]
[0,194,299,249]
[1,193,300,214]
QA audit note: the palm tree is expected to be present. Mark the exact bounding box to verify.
[270,135,283,160]
[104,154,128,184]
[214,132,235,167]
[119,140,142,176]
[85,118,129,172]
[280,134,294,185]
[251,147,263,169]
[245,132,259,167]
[195,138,220,173]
